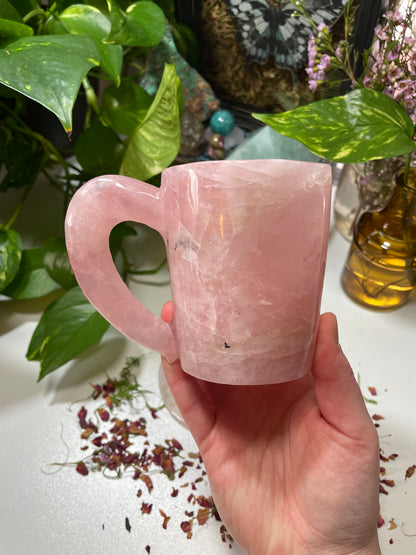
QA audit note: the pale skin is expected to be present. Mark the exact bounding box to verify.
[161,303,381,555]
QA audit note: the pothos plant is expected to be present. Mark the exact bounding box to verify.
[254,0,416,181]
[0,0,190,380]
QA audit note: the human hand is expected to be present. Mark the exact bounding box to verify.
[161,304,381,555]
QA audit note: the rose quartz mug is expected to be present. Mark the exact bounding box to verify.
[65,159,332,385]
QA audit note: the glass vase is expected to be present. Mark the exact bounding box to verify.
[341,166,416,310]
[334,157,405,241]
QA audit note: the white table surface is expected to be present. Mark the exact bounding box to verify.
[1,182,416,554]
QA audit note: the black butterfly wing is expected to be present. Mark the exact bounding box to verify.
[303,0,346,30]
[223,0,274,64]
[270,5,310,71]
[222,0,346,71]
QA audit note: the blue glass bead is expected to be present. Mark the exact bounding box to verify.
[209,110,235,137]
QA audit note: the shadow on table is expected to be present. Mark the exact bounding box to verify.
[46,335,131,406]
[0,290,63,335]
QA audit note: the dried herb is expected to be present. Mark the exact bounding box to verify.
[357,374,378,405]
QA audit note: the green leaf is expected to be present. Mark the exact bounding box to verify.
[0,35,100,132]
[0,19,34,39]
[2,247,59,299]
[59,5,122,85]
[28,286,110,380]
[26,300,56,361]
[85,0,109,13]
[0,227,22,291]
[120,63,181,180]
[253,89,416,164]
[101,79,153,136]
[42,237,77,291]
[0,135,44,192]
[74,121,125,173]
[105,0,166,47]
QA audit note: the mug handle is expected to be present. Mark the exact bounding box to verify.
[65,175,178,362]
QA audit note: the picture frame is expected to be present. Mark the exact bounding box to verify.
[174,0,383,129]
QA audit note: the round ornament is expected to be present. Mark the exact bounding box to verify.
[209,110,235,137]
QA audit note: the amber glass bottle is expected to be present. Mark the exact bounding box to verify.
[341,167,416,310]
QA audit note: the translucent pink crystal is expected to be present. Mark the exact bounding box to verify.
[65,159,332,385]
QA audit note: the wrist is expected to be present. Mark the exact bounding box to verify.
[318,536,381,555]
[253,535,381,555]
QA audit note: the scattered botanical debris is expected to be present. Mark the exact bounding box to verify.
[60,357,233,550]
[362,383,416,544]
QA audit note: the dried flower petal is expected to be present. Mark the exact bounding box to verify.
[388,518,397,530]
[377,514,385,528]
[379,484,389,495]
[141,502,153,515]
[159,509,170,529]
[405,465,416,480]
[97,408,110,422]
[181,520,193,538]
[196,507,210,526]
[76,461,89,476]
[372,414,384,421]
[139,474,153,493]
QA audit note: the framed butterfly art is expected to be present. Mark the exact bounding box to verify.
[174,0,382,127]
[220,0,346,72]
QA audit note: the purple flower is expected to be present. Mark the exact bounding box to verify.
[387,49,399,62]
[319,54,331,69]
[385,10,403,23]
[317,22,329,33]
[374,24,389,41]
[308,79,317,92]
[387,64,402,80]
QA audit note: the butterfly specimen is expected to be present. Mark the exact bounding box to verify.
[222,0,346,72]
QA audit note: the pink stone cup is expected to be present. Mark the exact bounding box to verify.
[65,159,332,385]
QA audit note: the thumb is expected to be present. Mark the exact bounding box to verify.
[311,313,374,439]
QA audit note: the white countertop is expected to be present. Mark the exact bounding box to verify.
[1,183,416,554]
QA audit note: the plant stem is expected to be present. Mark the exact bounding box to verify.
[403,152,411,185]
[82,77,100,118]
[4,180,36,230]
[23,8,45,23]
[128,258,167,276]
